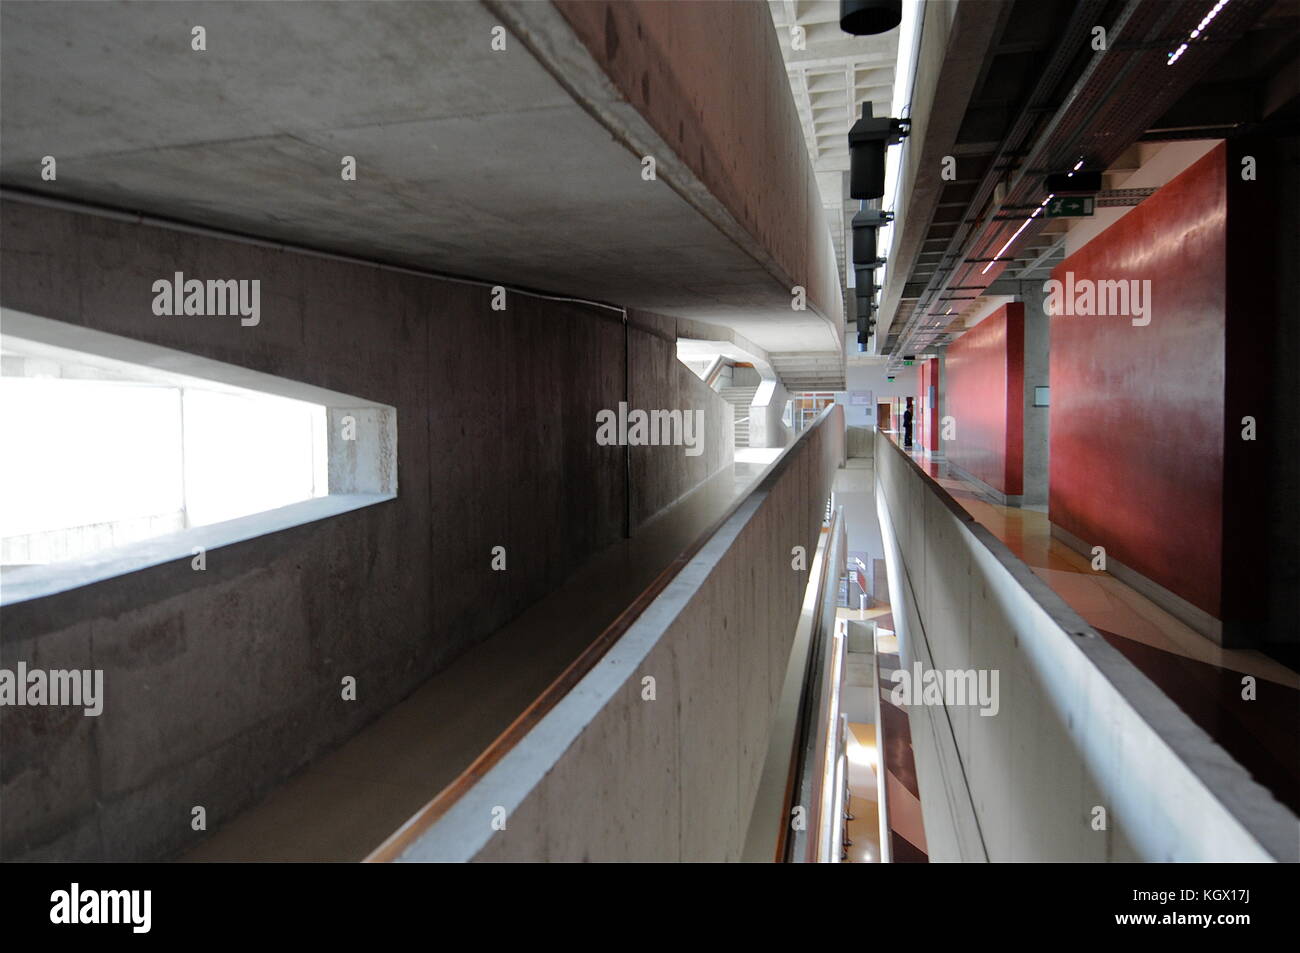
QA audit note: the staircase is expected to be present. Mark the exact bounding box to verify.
[720,385,758,448]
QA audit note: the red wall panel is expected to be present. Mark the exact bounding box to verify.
[1049,145,1226,618]
[945,303,1024,495]
[917,358,940,452]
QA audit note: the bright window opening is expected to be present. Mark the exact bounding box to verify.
[0,308,397,604]
[1,339,328,567]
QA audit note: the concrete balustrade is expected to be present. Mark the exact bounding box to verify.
[388,406,845,862]
[874,431,1298,862]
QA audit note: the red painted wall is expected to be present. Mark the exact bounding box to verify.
[944,304,1024,494]
[917,358,940,452]
[1049,145,1226,618]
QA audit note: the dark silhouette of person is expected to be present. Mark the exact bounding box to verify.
[903,397,914,449]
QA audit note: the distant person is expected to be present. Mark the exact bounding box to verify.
[903,398,914,449]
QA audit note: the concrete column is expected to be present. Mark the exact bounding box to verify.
[1019,280,1050,506]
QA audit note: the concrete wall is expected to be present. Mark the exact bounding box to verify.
[836,362,919,430]
[874,431,1297,862]
[628,309,733,528]
[395,407,846,861]
[0,199,729,861]
[552,0,843,336]
[1020,284,1050,506]
[750,376,793,451]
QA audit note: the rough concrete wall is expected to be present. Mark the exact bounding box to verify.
[750,377,792,450]
[0,200,715,861]
[553,0,842,332]
[397,406,845,862]
[627,310,733,529]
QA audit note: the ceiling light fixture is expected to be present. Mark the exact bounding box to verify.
[852,208,894,265]
[1168,0,1232,65]
[840,0,903,36]
[848,104,909,200]
[981,194,1054,275]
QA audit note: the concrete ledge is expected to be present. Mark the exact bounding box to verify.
[876,485,986,861]
[1049,522,1224,645]
[1,494,393,608]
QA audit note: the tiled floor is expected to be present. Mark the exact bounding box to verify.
[899,442,1300,818]
[183,457,776,862]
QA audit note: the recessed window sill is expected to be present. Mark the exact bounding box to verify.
[2,309,399,607]
[1,493,394,606]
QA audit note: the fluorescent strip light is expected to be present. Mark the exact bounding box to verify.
[981,194,1053,275]
[1168,0,1231,65]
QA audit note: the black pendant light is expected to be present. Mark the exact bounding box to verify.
[852,208,893,265]
[840,0,903,36]
[848,103,909,199]
[855,265,884,294]
[855,293,879,324]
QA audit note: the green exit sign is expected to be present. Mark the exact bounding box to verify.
[1044,196,1095,218]
[887,376,896,382]
[903,360,914,366]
